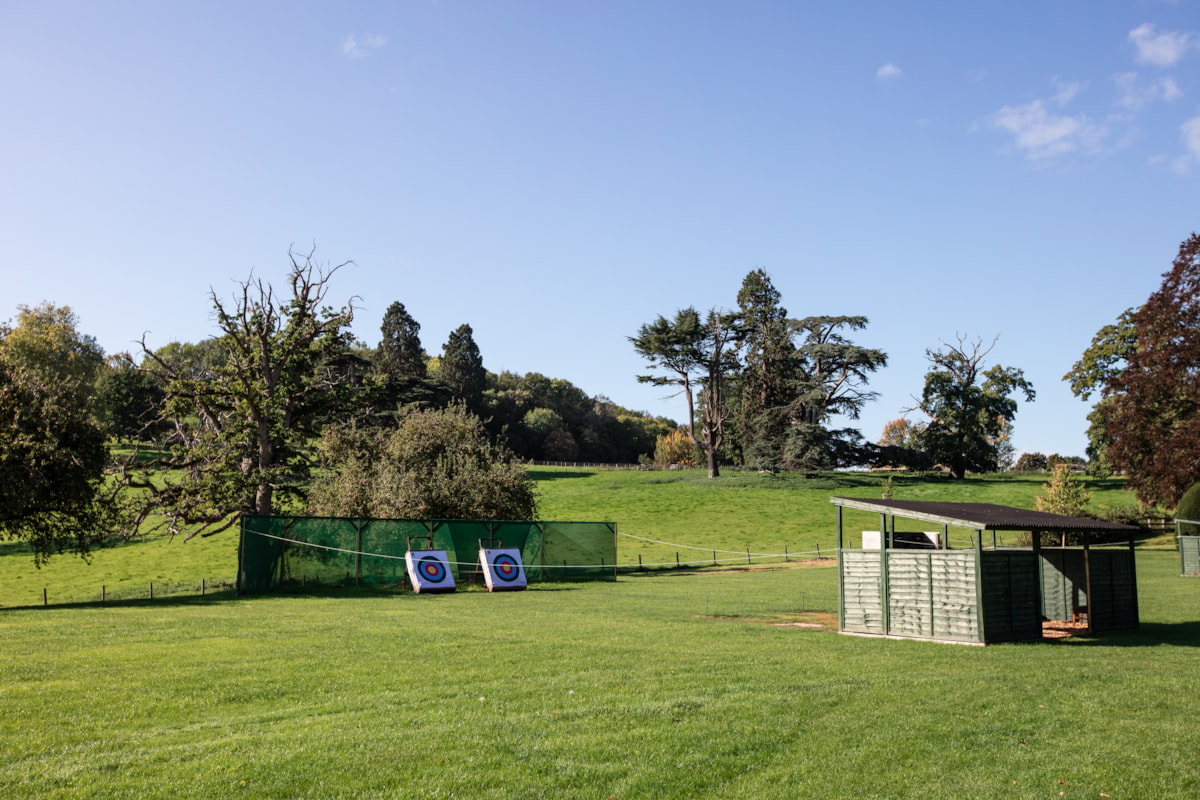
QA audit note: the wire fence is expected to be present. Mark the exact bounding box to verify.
[15,530,835,608]
[12,577,237,609]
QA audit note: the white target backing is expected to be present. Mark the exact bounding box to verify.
[480,548,527,592]
[405,550,457,593]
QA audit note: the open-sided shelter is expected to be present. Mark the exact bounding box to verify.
[831,498,1141,644]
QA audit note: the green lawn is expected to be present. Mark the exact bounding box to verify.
[2,470,1197,799]
[2,554,1198,799]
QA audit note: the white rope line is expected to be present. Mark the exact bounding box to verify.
[246,529,824,570]
[250,530,408,559]
[617,531,819,558]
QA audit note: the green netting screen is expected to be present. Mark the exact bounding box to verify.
[237,515,617,593]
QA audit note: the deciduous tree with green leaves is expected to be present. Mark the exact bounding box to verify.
[1063,307,1136,475]
[307,405,538,521]
[0,304,121,563]
[911,335,1035,479]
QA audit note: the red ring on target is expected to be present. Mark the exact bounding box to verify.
[491,553,521,582]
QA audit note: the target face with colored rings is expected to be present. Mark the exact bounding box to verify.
[418,556,448,583]
[405,550,456,593]
[491,553,521,582]
[480,548,527,591]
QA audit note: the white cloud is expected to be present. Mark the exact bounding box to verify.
[876,63,903,82]
[1129,23,1193,67]
[1181,113,1200,163]
[989,100,1103,159]
[342,33,386,59]
[1050,78,1085,106]
[1115,72,1183,110]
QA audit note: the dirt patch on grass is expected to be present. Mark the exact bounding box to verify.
[705,611,838,631]
[661,560,838,577]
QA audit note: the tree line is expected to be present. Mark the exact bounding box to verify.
[632,270,1034,480]
[7,231,1200,563]
[0,249,670,562]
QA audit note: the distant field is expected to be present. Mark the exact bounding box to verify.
[0,469,1153,608]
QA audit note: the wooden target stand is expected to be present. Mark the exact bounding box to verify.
[404,535,456,594]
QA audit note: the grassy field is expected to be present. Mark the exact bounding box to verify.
[2,470,1198,798]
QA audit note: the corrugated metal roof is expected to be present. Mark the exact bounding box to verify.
[830,497,1139,532]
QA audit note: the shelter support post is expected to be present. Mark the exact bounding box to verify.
[880,523,891,635]
[1032,530,1045,625]
[1128,534,1140,630]
[836,506,845,632]
[973,529,985,641]
[1082,537,1093,633]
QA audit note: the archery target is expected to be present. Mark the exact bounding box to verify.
[480,548,527,592]
[405,550,456,593]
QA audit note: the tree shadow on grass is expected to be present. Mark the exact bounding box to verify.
[1,581,585,613]
[0,541,35,558]
[527,469,595,481]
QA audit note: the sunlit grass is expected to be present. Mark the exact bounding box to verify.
[1,554,1198,799]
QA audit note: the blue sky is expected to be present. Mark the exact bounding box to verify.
[3,1,1198,459]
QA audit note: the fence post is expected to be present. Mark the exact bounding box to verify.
[712,550,716,566]
[746,547,751,564]
[43,588,47,607]
[149,582,154,600]
[102,585,106,603]
[676,552,680,567]
[785,545,789,562]
[201,578,206,596]
[817,544,822,559]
